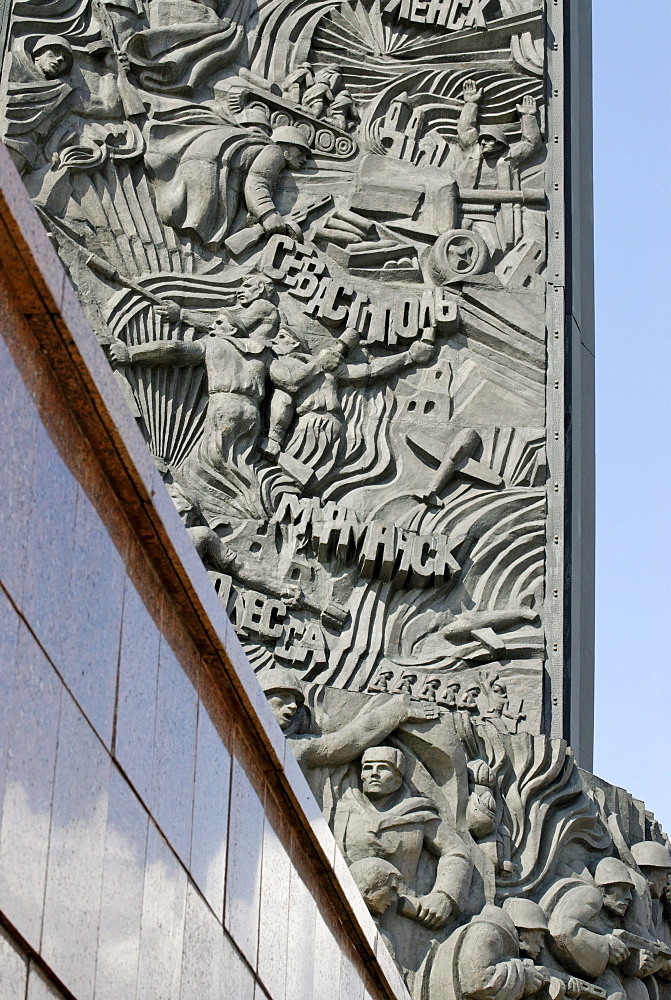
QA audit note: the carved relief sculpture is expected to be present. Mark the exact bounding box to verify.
[3,2,669,1000]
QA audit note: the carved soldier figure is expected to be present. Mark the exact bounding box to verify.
[3,34,125,179]
[259,669,441,811]
[455,79,542,255]
[543,858,654,1000]
[427,902,550,1000]
[110,310,274,517]
[626,842,671,979]
[264,325,436,485]
[349,857,416,961]
[157,272,280,343]
[333,746,472,931]
[301,66,340,118]
[329,90,358,131]
[281,62,314,103]
[143,116,311,248]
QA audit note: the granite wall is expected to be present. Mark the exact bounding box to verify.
[0,145,408,1000]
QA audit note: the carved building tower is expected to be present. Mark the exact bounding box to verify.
[3,5,666,1000]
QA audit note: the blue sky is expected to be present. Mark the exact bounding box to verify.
[592,0,671,828]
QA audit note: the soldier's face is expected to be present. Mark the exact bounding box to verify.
[267,691,298,731]
[209,313,237,336]
[518,929,546,960]
[237,279,261,305]
[362,761,403,799]
[34,47,69,79]
[479,136,504,158]
[282,144,307,170]
[366,879,399,915]
[642,867,671,899]
[272,330,300,356]
[601,882,632,916]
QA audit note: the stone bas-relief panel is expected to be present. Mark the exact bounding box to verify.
[261,671,671,1000]
[1,0,548,732]
[3,7,671,1000]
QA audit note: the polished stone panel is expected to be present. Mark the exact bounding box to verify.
[189,702,231,919]
[179,882,224,1000]
[0,623,61,950]
[222,933,255,1000]
[151,636,198,868]
[61,481,125,747]
[136,822,187,1000]
[0,586,21,811]
[21,411,78,672]
[257,815,292,1000]
[26,965,68,1000]
[0,924,28,996]
[313,906,343,1000]
[94,766,148,1000]
[114,575,161,809]
[224,757,264,968]
[41,696,111,1000]
[287,861,317,1000]
[0,311,37,605]
[340,952,365,1000]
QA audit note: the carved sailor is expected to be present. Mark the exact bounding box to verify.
[426,902,550,1000]
[455,79,541,255]
[333,746,472,931]
[542,858,654,1000]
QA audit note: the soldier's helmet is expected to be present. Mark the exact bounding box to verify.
[594,857,635,887]
[631,841,671,869]
[258,666,304,705]
[478,125,509,147]
[32,34,74,71]
[502,898,548,931]
[271,126,312,152]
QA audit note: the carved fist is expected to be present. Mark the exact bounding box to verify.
[116,51,130,71]
[317,349,344,373]
[285,218,304,243]
[262,212,288,236]
[414,890,452,930]
[406,701,441,723]
[607,935,630,965]
[523,965,548,996]
[260,437,281,460]
[637,950,655,976]
[517,94,537,116]
[463,79,483,104]
[409,340,435,365]
[109,340,130,365]
[155,299,181,324]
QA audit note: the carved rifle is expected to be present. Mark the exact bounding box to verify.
[612,929,671,959]
[522,961,606,1000]
[91,0,146,119]
[546,970,607,1000]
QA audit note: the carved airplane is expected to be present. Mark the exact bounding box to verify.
[406,427,503,504]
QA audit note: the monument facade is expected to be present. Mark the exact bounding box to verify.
[2,3,668,1000]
